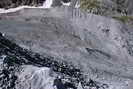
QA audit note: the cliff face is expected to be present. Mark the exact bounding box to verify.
[1,0,133,15]
[0,0,80,9]
[81,0,133,15]
[0,0,45,8]
[0,6,133,89]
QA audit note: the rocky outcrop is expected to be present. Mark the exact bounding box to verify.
[0,6,133,89]
[0,0,80,9]
[0,0,45,8]
[81,0,133,16]
[0,31,108,89]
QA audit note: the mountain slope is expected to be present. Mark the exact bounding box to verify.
[0,6,133,89]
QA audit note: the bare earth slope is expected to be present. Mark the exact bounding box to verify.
[0,6,133,89]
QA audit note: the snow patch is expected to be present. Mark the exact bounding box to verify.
[43,0,53,8]
[0,6,46,13]
[77,82,83,89]
[61,1,71,6]
[75,1,80,8]
[0,55,6,64]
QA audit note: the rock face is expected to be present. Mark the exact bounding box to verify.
[0,0,79,9]
[0,29,106,89]
[15,66,55,89]
[0,0,45,8]
[0,6,133,89]
[81,0,133,16]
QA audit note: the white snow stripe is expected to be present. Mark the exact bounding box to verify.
[0,6,47,13]
[43,0,53,8]
[61,1,71,6]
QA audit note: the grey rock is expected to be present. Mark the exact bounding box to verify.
[0,6,133,89]
[100,0,133,15]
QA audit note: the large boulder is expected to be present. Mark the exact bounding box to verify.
[16,65,55,89]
